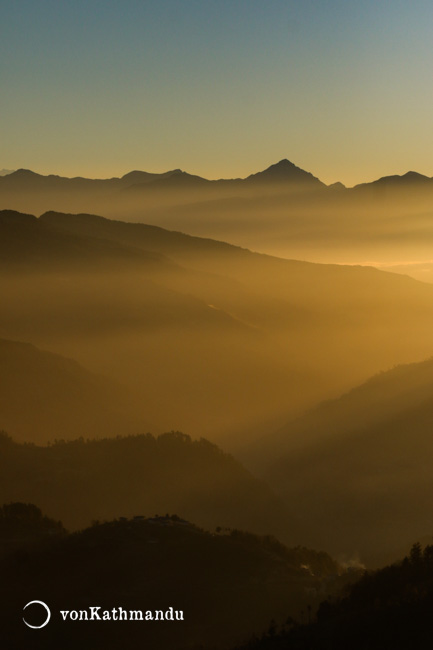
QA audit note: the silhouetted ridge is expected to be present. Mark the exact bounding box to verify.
[246,159,324,186]
[126,169,211,191]
[328,181,346,190]
[0,209,36,225]
[354,170,433,191]
[0,433,296,543]
[0,160,326,193]
[0,169,46,189]
[236,542,433,650]
[12,168,39,177]
[119,169,181,186]
[0,507,350,650]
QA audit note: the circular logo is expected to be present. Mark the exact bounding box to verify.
[23,600,51,629]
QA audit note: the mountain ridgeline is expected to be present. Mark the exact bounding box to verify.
[0,160,325,240]
[2,208,433,445]
[0,431,298,544]
[0,503,352,650]
[3,160,433,277]
[3,162,433,647]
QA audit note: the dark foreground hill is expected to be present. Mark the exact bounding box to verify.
[0,432,301,545]
[265,357,433,563]
[0,505,350,650]
[234,542,433,650]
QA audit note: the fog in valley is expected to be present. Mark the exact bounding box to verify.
[4,161,433,282]
[3,163,433,647]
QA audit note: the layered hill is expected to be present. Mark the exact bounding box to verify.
[0,506,350,650]
[236,542,433,650]
[3,209,433,442]
[0,338,141,443]
[266,357,433,563]
[0,159,323,216]
[2,161,433,274]
[0,432,298,543]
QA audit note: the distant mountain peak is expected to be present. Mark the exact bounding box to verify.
[263,159,306,175]
[328,181,346,191]
[354,170,433,191]
[269,158,299,169]
[0,169,46,188]
[13,168,39,177]
[246,159,324,186]
[377,170,431,184]
[401,171,430,182]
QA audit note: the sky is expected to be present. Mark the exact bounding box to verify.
[1,0,433,186]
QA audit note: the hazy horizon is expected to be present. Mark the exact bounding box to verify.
[4,3,433,646]
[2,158,433,189]
[3,1,433,185]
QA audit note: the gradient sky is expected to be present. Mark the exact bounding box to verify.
[1,0,433,185]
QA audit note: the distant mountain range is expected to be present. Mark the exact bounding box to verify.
[1,159,432,191]
[0,159,325,192]
[0,338,141,442]
[3,160,433,268]
[0,160,328,231]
